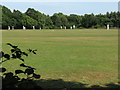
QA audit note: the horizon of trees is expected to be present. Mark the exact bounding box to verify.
[1,5,120,29]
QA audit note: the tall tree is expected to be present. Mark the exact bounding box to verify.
[13,10,38,29]
[25,8,46,29]
[67,14,82,27]
[81,14,97,28]
[51,13,68,29]
[45,15,53,29]
[2,6,13,29]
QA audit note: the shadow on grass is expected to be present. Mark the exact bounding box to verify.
[35,79,88,89]
[2,79,120,90]
[33,78,120,89]
[2,78,120,89]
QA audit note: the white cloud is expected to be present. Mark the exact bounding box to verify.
[0,0,119,2]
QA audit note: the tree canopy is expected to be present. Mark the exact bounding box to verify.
[1,5,120,29]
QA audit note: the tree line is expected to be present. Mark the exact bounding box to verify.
[1,5,120,29]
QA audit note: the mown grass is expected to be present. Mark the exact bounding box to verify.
[2,29,118,86]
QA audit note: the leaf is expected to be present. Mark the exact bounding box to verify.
[6,43,13,47]
[33,49,37,51]
[33,73,41,79]
[12,45,18,49]
[32,49,37,54]
[15,70,24,74]
[0,67,6,72]
[11,49,15,53]
[32,51,36,54]
[20,63,27,67]
[16,53,21,58]
[27,49,32,52]
[16,48,21,52]
[20,64,34,69]
[19,58,24,62]
[13,76,20,81]
[11,54,16,59]
[7,43,18,48]
[2,68,6,72]
[22,52,28,56]
[4,72,13,78]
[4,54,10,60]
[25,68,34,75]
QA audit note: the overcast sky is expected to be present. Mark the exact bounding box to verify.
[0,0,119,16]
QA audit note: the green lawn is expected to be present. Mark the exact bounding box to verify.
[2,29,118,86]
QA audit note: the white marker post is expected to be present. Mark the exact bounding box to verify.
[8,26,10,30]
[33,26,35,30]
[23,26,26,30]
[60,26,62,29]
[12,26,14,30]
[73,25,75,29]
[64,26,66,29]
[107,24,109,30]
[39,27,41,30]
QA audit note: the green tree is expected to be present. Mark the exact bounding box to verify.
[25,8,47,29]
[51,13,62,28]
[21,14,38,29]
[45,15,53,29]
[13,10,38,29]
[51,13,68,29]
[67,14,82,28]
[2,6,13,29]
[0,5,2,29]
[81,14,97,28]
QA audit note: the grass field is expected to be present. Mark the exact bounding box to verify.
[2,29,118,87]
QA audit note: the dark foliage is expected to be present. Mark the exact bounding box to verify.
[0,43,41,89]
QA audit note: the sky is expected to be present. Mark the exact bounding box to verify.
[0,0,120,2]
[0,0,119,16]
